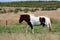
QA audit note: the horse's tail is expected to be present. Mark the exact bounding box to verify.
[49,22,52,32]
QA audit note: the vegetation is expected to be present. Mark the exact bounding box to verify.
[0,1,60,13]
[0,1,60,9]
[41,5,57,11]
[0,21,60,33]
[0,1,59,7]
[0,1,60,40]
[0,8,6,13]
[24,8,30,13]
[0,8,39,13]
[14,8,23,13]
[8,9,13,13]
[0,1,60,33]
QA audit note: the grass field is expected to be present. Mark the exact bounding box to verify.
[0,1,60,40]
[0,22,60,33]
[0,7,60,40]
[0,22,60,40]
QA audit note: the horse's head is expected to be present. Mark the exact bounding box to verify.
[19,14,30,23]
[19,15,24,23]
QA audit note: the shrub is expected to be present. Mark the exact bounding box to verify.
[8,9,13,13]
[30,9,36,12]
[30,8,39,12]
[0,8,2,10]
[0,8,6,14]
[34,8,39,11]
[24,8,30,13]
[41,6,57,11]
[14,9,18,13]
[3,9,6,13]
[14,8,23,13]
[16,8,23,11]
[0,11,4,13]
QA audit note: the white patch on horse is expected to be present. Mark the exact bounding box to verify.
[30,15,40,25]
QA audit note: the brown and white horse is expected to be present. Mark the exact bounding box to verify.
[19,14,52,33]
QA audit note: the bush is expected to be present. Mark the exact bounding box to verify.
[41,6,57,11]
[0,8,6,14]
[16,8,23,11]
[24,8,30,13]
[29,8,39,12]
[34,8,39,11]
[8,9,13,13]
[3,9,6,13]
[0,8,2,10]
[14,9,18,13]
[30,9,36,12]
[14,8,23,13]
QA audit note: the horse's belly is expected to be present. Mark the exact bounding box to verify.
[33,21,40,25]
[30,18,40,25]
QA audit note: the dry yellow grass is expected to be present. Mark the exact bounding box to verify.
[0,33,60,40]
[0,7,60,40]
[0,7,60,25]
[0,5,60,40]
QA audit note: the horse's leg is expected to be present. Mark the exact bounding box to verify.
[49,23,52,32]
[27,22,34,34]
[26,25,29,33]
[42,23,45,27]
[47,23,52,32]
[32,28,34,34]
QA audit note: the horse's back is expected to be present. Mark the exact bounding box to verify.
[30,15,40,25]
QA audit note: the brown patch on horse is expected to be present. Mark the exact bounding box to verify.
[39,17,45,26]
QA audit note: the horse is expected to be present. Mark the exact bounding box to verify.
[19,14,52,33]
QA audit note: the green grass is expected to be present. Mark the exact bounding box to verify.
[0,22,60,33]
[0,25,26,33]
